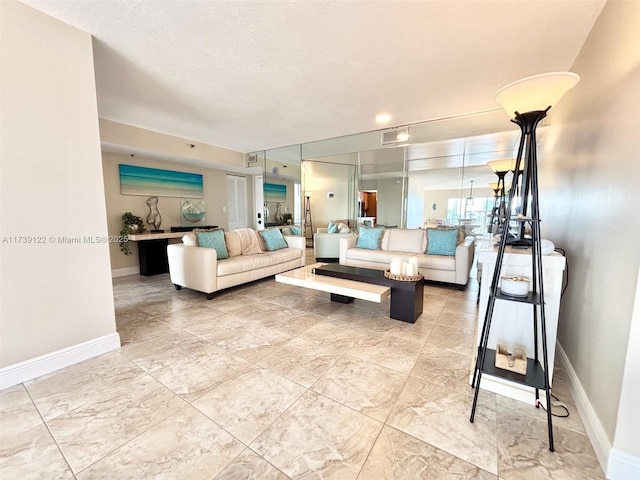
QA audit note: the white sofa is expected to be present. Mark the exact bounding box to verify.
[168,234,305,299]
[339,228,475,287]
[314,228,356,261]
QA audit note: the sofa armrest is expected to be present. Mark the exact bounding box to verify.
[454,236,476,285]
[283,234,305,250]
[339,235,358,264]
[167,244,218,294]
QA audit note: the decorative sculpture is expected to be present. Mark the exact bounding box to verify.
[146,196,162,231]
[274,202,284,224]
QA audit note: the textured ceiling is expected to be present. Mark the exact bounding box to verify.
[23,0,605,153]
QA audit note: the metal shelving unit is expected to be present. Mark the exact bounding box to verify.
[469,110,555,452]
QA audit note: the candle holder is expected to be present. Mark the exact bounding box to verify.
[384,270,424,282]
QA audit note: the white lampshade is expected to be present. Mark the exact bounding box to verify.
[487,159,517,173]
[304,191,313,198]
[494,72,580,116]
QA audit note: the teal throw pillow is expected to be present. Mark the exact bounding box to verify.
[259,228,288,251]
[356,226,384,250]
[327,221,338,233]
[427,228,458,256]
[196,230,229,260]
[291,226,301,235]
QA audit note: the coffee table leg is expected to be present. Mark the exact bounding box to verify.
[389,281,424,323]
[330,293,354,304]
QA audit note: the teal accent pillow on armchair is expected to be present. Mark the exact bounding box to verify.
[196,230,229,260]
[426,228,458,256]
[356,226,385,250]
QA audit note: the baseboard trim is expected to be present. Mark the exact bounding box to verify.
[111,266,139,278]
[0,333,121,390]
[556,343,611,473]
[608,448,640,480]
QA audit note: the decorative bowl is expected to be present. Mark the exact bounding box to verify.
[182,200,206,223]
[500,275,530,297]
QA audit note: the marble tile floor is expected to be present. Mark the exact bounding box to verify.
[1,259,604,479]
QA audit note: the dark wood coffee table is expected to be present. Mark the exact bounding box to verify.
[312,264,424,323]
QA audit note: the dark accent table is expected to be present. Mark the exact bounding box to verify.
[313,264,424,323]
[128,226,217,276]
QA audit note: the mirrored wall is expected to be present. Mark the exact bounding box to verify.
[249,108,522,238]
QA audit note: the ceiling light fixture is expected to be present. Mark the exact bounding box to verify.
[375,113,392,124]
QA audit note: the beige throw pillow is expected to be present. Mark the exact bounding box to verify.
[224,231,242,257]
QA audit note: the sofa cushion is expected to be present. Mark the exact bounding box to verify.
[281,226,293,236]
[224,231,242,257]
[416,254,456,271]
[356,226,384,250]
[259,228,288,251]
[386,229,425,253]
[216,248,301,277]
[426,228,458,256]
[196,230,229,260]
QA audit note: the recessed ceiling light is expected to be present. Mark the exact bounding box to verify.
[376,113,392,124]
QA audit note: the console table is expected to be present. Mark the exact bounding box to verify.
[128,226,217,276]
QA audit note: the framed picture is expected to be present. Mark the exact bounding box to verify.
[119,164,204,198]
[264,182,286,202]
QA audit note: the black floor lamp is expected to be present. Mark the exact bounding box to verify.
[487,159,517,236]
[493,72,580,246]
[304,192,313,247]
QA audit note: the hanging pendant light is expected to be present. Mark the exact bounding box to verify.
[466,180,474,205]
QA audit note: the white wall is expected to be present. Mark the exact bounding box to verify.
[539,0,640,474]
[0,2,118,371]
[374,178,404,227]
[303,162,355,228]
[102,152,251,271]
[609,266,640,478]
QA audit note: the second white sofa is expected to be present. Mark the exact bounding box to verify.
[339,227,475,287]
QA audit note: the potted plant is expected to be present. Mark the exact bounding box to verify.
[120,212,146,255]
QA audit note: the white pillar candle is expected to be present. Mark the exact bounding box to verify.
[390,257,402,275]
[406,262,416,276]
[401,261,407,276]
[409,257,419,269]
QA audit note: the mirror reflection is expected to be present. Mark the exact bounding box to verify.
[252,109,522,241]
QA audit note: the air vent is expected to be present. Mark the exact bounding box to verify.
[381,127,410,146]
[247,153,259,164]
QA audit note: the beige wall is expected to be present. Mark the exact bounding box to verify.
[100,119,246,170]
[102,152,254,271]
[304,162,355,228]
[0,1,117,366]
[539,0,640,456]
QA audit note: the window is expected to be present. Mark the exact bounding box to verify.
[226,175,248,230]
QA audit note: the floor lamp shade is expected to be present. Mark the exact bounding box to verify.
[493,71,580,115]
[487,159,517,174]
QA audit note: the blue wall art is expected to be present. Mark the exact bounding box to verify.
[119,164,204,198]
[264,182,287,202]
